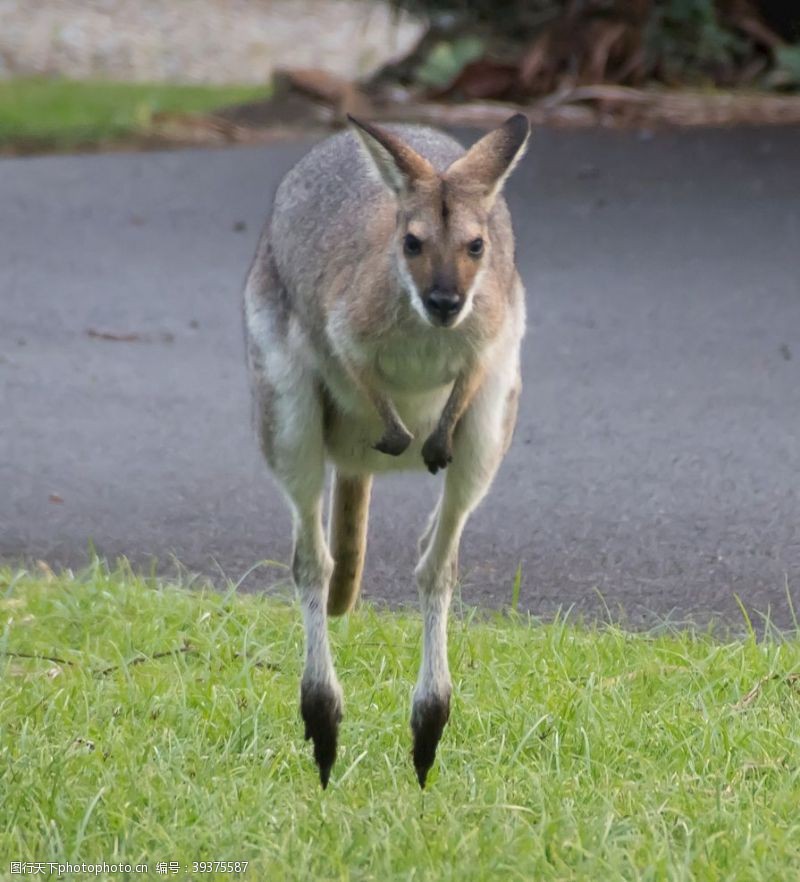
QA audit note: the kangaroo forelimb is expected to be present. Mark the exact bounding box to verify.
[422,363,485,475]
[344,362,414,456]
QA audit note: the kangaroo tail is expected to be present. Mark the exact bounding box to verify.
[327,472,372,617]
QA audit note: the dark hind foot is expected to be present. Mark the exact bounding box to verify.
[373,425,413,457]
[301,681,343,789]
[410,692,451,788]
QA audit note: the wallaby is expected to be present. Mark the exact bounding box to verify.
[243,113,529,788]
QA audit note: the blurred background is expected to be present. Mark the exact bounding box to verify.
[1,0,800,151]
[0,0,421,83]
[1,1,798,625]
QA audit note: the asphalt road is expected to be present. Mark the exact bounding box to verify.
[2,127,798,627]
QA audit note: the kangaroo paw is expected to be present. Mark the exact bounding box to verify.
[373,425,413,457]
[421,432,453,475]
[301,681,343,789]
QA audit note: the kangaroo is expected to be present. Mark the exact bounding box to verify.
[243,113,529,788]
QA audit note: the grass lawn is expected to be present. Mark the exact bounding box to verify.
[1,563,799,880]
[0,79,270,151]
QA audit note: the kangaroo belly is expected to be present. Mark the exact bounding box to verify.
[323,382,451,475]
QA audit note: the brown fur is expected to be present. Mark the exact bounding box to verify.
[347,116,435,193]
[401,189,486,309]
[445,114,530,201]
[327,473,373,616]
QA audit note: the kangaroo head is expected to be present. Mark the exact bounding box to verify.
[348,114,530,328]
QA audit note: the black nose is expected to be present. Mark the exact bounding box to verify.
[425,289,463,323]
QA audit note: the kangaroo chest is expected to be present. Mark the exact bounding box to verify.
[321,333,467,473]
[372,336,466,393]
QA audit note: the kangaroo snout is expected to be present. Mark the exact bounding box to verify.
[424,288,463,325]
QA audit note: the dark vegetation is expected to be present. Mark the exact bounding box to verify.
[374,0,800,100]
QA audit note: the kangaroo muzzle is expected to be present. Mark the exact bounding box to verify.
[424,288,463,326]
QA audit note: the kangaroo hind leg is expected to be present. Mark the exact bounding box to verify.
[247,255,342,788]
[412,358,519,787]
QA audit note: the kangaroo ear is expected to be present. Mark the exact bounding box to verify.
[444,113,530,204]
[347,115,435,195]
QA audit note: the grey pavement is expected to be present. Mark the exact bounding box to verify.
[1,127,799,627]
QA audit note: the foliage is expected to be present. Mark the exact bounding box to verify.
[378,0,800,95]
[387,0,557,29]
[415,35,486,87]
[646,0,746,81]
[772,44,800,88]
[2,562,800,879]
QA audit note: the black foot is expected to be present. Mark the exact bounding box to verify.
[421,432,452,475]
[411,693,451,788]
[300,682,342,789]
[373,425,413,457]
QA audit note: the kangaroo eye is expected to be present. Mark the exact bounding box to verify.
[467,237,484,257]
[403,233,422,256]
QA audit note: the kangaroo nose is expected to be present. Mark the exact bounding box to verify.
[425,289,463,323]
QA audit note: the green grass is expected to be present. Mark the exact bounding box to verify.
[2,563,800,881]
[0,78,270,151]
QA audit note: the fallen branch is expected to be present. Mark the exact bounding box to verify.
[1,650,73,667]
[3,643,280,676]
[233,651,280,671]
[733,672,800,710]
[380,88,800,128]
[94,643,196,676]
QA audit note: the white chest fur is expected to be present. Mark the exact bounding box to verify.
[374,335,465,393]
[321,331,467,474]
